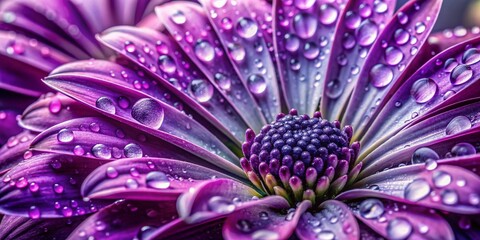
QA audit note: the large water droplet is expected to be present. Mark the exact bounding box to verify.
[28,206,41,219]
[303,42,319,59]
[404,178,431,201]
[228,43,246,62]
[450,64,473,85]
[124,143,143,158]
[359,198,384,219]
[442,189,458,205]
[57,129,74,143]
[394,29,410,45]
[96,96,116,114]
[189,79,214,102]
[415,22,426,34]
[410,78,437,103]
[433,171,451,188]
[214,73,231,90]
[446,116,471,135]
[370,64,393,88]
[207,196,236,213]
[284,34,300,52]
[385,46,404,66]
[411,147,439,165]
[294,0,315,10]
[344,11,360,29]
[326,79,342,99]
[444,58,458,72]
[146,171,170,189]
[451,142,476,157]
[194,40,215,62]
[462,48,480,65]
[293,13,317,39]
[386,218,412,240]
[158,55,177,74]
[236,17,258,39]
[247,74,267,95]
[319,4,338,25]
[170,10,187,25]
[131,98,164,129]
[356,20,378,46]
[92,144,112,159]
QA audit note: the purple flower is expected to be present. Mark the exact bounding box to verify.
[1,0,480,239]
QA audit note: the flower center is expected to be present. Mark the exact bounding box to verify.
[240,109,362,206]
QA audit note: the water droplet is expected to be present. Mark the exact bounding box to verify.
[228,43,246,62]
[450,64,473,85]
[125,178,139,189]
[49,97,62,114]
[344,11,360,29]
[415,22,426,34]
[53,183,64,194]
[404,178,431,201]
[386,218,412,240]
[259,211,269,220]
[356,20,378,46]
[214,73,231,90]
[469,193,479,205]
[170,10,186,25]
[342,34,355,49]
[284,34,300,52]
[15,177,28,188]
[236,219,252,232]
[374,1,388,13]
[441,189,458,205]
[236,17,258,39]
[425,159,438,171]
[394,29,410,45]
[146,171,170,189]
[136,226,157,240]
[106,167,119,178]
[124,41,136,53]
[252,230,279,240]
[462,48,480,65]
[303,42,319,59]
[123,143,143,158]
[446,116,471,135]
[117,96,130,109]
[95,96,116,114]
[92,144,112,159]
[319,4,338,25]
[293,13,317,39]
[410,78,437,103]
[212,0,227,8]
[433,171,451,188]
[57,129,74,143]
[444,58,458,72]
[29,182,39,192]
[189,79,214,102]
[157,55,177,74]
[131,98,164,129]
[29,206,41,219]
[194,40,215,62]
[358,3,372,18]
[247,74,267,95]
[207,196,236,213]
[397,12,408,25]
[294,0,315,10]
[359,198,384,219]
[451,142,476,157]
[326,79,342,99]
[385,46,404,66]
[370,64,393,88]
[411,147,439,165]
[74,145,85,156]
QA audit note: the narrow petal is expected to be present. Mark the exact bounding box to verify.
[156,1,267,130]
[67,200,178,240]
[98,26,248,143]
[353,164,480,214]
[0,215,85,240]
[81,158,231,201]
[0,153,110,218]
[201,0,281,122]
[341,194,454,240]
[273,0,344,115]
[296,200,359,240]
[321,0,394,121]
[343,0,442,138]
[30,116,242,177]
[175,179,260,223]
[360,35,480,151]
[358,99,480,172]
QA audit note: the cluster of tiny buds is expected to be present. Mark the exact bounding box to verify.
[240,109,362,206]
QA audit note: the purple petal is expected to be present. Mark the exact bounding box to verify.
[30,116,242,177]
[98,26,248,142]
[0,131,35,175]
[343,194,454,240]
[81,158,230,201]
[156,1,267,129]
[273,0,344,115]
[44,64,243,177]
[343,0,442,137]
[321,0,394,120]
[20,93,99,132]
[428,27,480,54]
[0,215,85,239]
[352,164,480,214]
[0,153,110,218]
[359,35,480,152]
[175,178,260,223]
[296,200,359,240]
[67,200,178,240]
[223,198,310,239]
[0,90,35,145]
[359,99,480,173]
[201,0,281,122]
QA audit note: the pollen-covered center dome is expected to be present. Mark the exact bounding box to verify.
[240,109,362,206]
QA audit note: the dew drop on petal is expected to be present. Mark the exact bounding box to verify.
[356,20,378,46]
[136,226,157,240]
[125,178,139,189]
[293,13,317,39]
[236,219,252,232]
[415,22,426,34]
[57,129,74,143]
[228,43,246,62]
[28,206,41,219]
[370,64,393,88]
[284,34,300,52]
[146,171,170,189]
[294,0,315,10]
[404,178,431,201]
[170,10,187,25]
[386,218,412,240]
[91,144,112,159]
[432,171,451,188]
[95,96,116,114]
[106,167,119,178]
[441,189,458,205]
[158,55,177,74]
[397,12,408,25]
[236,17,258,39]
[319,4,338,25]
[117,96,130,109]
[450,64,473,85]
[124,143,143,158]
[251,230,279,240]
[451,142,476,157]
[394,29,410,45]
[73,145,85,156]
[411,147,439,165]
[359,198,384,219]
[443,58,458,72]
[247,74,267,95]
[214,73,232,90]
[189,79,214,102]
[124,41,136,53]
[326,79,342,99]
[385,46,404,66]
[316,230,335,240]
[131,98,164,129]
[49,97,62,114]
[207,196,236,213]
[410,78,437,103]
[462,48,480,65]
[303,42,319,59]
[194,40,215,62]
[445,116,471,135]
[344,11,360,29]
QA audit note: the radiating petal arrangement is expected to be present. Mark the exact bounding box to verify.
[0,0,479,239]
